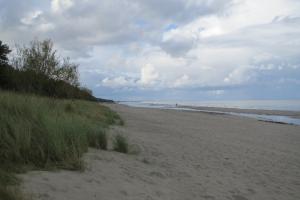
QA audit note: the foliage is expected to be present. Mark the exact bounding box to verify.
[0,40,120,199]
[11,39,79,86]
[0,40,11,64]
[0,64,95,100]
[0,40,95,101]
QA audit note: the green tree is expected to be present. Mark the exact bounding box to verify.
[54,58,79,86]
[12,39,79,86]
[0,40,11,65]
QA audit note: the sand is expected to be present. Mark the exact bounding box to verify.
[21,104,300,200]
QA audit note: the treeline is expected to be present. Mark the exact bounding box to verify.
[0,39,96,101]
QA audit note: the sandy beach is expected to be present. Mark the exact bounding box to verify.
[21,104,300,200]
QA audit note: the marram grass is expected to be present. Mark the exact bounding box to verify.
[0,91,121,200]
[113,134,129,154]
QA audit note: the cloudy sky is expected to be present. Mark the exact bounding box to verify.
[1,0,300,100]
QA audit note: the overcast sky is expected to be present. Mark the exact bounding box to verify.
[1,0,300,100]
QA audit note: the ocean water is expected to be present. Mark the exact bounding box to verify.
[119,100,300,126]
[124,100,300,111]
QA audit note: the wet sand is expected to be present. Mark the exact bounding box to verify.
[180,105,300,118]
[21,104,300,200]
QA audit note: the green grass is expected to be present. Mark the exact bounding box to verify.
[113,134,129,154]
[0,171,25,200]
[0,186,24,200]
[0,91,121,200]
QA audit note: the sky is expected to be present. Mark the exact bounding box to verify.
[0,0,300,101]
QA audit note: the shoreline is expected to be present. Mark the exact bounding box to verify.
[119,103,300,125]
[119,101,300,118]
[180,105,300,119]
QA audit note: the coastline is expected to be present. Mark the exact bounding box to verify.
[120,102,300,125]
[21,104,300,200]
[180,105,300,119]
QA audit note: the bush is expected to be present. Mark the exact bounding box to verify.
[113,134,129,154]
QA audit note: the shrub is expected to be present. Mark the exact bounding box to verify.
[113,134,129,154]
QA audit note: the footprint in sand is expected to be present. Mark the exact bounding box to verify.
[232,194,248,200]
[149,171,165,178]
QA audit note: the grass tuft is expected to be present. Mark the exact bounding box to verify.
[88,128,108,150]
[113,134,129,154]
[64,103,75,113]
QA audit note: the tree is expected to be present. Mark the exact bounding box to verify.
[80,87,93,96]
[54,58,79,86]
[0,40,11,65]
[12,39,79,86]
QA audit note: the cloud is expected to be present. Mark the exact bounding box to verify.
[173,74,190,88]
[20,10,43,25]
[161,28,198,56]
[139,64,159,86]
[51,0,74,13]
[1,0,300,100]
[101,76,137,88]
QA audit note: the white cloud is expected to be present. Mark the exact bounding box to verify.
[20,10,42,25]
[101,76,137,88]
[209,90,225,95]
[173,74,190,88]
[224,66,255,84]
[140,64,159,86]
[51,0,74,13]
[36,23,55,32]
[160,0,300,56]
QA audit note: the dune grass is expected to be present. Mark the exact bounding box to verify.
[0,91,121,200]
[113,134,129,154]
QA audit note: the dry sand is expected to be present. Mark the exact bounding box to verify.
[21,104,300,200]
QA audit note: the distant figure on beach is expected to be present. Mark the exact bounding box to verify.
[176,103,178,107]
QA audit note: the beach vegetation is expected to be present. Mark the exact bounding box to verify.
[0,91,121,200]
[0,40,11,64]
[0,39,123,200]
[0,40,95,101]
[113,134,129,153]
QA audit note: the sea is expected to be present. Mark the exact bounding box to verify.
[119,100,300,126]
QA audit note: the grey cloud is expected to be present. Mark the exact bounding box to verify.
[133,0,232,24]
[0,0,46,27]
[160,38,196,57]
[0,0,232,57]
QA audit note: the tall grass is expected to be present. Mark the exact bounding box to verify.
[0,91,121,199]
[113,134,129,154]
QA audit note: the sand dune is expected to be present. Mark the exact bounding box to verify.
[21,104,300,200]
